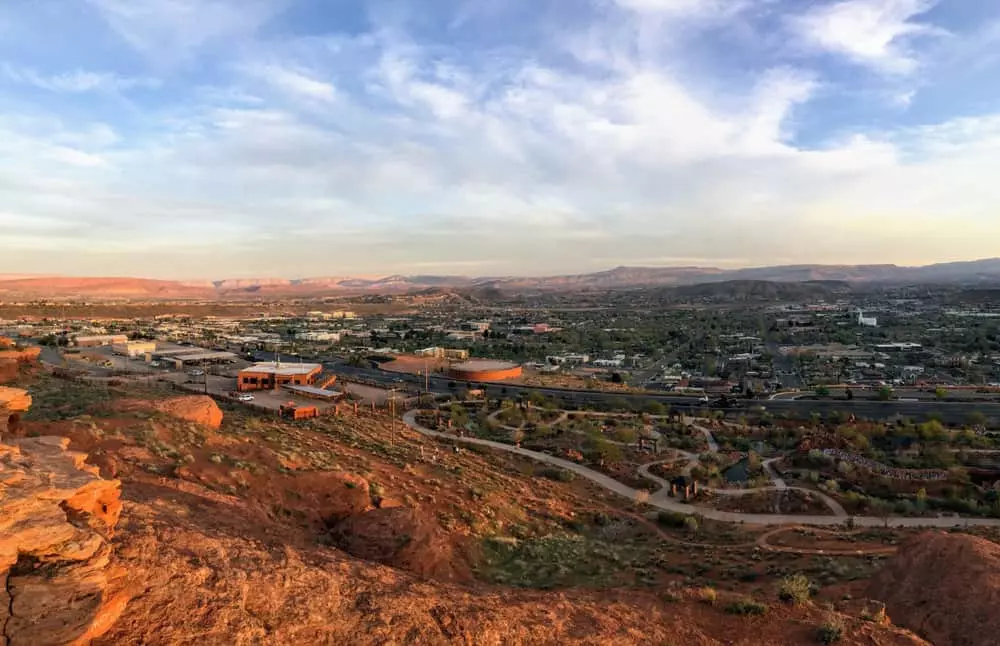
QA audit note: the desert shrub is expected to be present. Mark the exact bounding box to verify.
[778,574,812,605]
[538,467,575,483]
[656,511,687,528]
[683,516,700,533]
[725,598,768,616]
[697,587,717,605]
[816,615,845,644]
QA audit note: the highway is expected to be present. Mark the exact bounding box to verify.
[254,351,1000,425]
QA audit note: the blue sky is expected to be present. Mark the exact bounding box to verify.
[1,0,999,279]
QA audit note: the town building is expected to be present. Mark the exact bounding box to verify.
[237,362,323,392]
[448,360,522,382]
[297,331,341,343]
[415,347,470,361]
[111,341,157,358]
[73,334,128,347]
[856,310,878,327]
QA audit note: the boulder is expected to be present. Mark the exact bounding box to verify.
[0,436,125,645]
[122,396,223,429]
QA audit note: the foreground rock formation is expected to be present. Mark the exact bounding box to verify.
[0,436,125,645]
[868,531,1000,646]
[0,347,39,386]
[0,388,31,437]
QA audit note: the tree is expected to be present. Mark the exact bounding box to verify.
[935,386,948,400]
[967,411,988,428]
[845,388,854,401]
[586,437,623,465]
[643,400,667,416]
[610,372,624,384]
[815,385,831,398]
[877,385,894,401]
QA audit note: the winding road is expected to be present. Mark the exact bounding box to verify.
[403,409,1000,529]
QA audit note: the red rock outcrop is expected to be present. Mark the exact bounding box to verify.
[0,388,32,438]
[0,347,39,386]
[0,436,125,646]
[0,348,41,364]
[121,396,223,429]
[868,531,1000,646]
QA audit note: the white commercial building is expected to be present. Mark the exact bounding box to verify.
[111,341,157,358]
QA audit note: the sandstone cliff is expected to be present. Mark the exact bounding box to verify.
[0,436,125,646]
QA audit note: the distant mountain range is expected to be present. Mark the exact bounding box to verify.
[1,258,999,298]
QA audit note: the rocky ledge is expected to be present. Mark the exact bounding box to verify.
[1,436,126,646]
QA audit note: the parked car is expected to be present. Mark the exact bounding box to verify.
[188,369,205,377]
[236,393,254,402]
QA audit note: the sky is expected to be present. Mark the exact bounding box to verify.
[1,0,999,279]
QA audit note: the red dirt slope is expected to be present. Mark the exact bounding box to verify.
[868,531,1000,646]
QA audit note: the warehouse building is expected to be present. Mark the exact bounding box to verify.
[74,334,128,348]
[112,341,157,358]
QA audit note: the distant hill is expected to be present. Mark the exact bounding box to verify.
[668,280,852,301]
[1,258,998,298]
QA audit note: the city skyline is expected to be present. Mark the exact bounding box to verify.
[2,0,1000,279]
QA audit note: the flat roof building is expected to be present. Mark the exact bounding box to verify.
[238,362,323,392]
[111,341,157,358]
[74,334,128,347]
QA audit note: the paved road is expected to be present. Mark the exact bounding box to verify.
[403,410,1000,529]
[256,351,1000,424]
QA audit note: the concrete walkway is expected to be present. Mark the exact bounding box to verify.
[763,458,788,490]
[403,410,1000,529]
[636,458,847,517]
[690,422,719,452]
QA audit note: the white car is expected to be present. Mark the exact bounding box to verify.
[236,393,254,402]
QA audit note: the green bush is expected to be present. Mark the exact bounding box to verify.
[538,467,576,483]
[656,511,688,528]
[725,598,768,616]
[697,587,717,605]
[778,574,812,605]
[817,616,845,644]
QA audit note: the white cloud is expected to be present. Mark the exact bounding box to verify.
[248,65,337,102]
[1,64,159,93]
[612,0,745,17]
[0,0,998,276]
[86,0,284,62]
[790,0,943,74]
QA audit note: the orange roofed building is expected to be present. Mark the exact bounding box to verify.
[237,362,323,392]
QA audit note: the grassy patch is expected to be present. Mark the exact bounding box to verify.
[725,598,768,616]
[477,533,640,589]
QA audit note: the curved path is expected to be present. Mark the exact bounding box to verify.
[637,459,848,517]
[403,410,1000,529]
